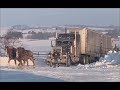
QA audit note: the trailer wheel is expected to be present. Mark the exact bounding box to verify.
[88,56,91,64]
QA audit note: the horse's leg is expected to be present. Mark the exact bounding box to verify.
[19,59,23,66]
[27,58,29,66]
[23,57,27,66]
[27,59,29,66]
[18,63,20,66]
[14,59,17,65]
[32,60,35,66]
[7,58,11,68]
[29,57,34,65]
[17,58,20,66]
[23,60,26,66]
[8,57,10,63]
[18,61,23,69]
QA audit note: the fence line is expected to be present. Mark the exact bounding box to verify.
[32,51,49,57]
[0,51,49,57]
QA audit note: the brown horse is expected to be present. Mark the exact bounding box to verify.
[16,47,24,66]
[5,46,17,65]
[17,47,35,67]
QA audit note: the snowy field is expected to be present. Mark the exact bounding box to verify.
[0,27,9,36]
[19,39,52,51]
[0,39,120,82]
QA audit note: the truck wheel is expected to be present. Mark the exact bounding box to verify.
[86,56,90,64]
[88,56,91,64]
[66,56,71,67]
[66,59,70,67]
[83,56,86,65]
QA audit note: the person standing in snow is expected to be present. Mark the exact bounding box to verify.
[52,49,60,67]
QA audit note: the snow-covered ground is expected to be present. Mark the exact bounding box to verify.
[0,57,120,82]
[0,39,120,82]
[0,69,64,82]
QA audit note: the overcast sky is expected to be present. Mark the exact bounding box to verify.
[0,8,120,27]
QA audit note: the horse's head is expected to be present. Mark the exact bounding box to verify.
[5,45,14,56]
[5,45,8,49]
[5,45,10,52]
[17,47,25,53]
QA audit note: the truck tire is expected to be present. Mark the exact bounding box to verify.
[66,59,70,67]
[82,55,89,65]
[83,56,86,65]
[79,55,85,65]
[88,56,92,64]
[66,54,71,67]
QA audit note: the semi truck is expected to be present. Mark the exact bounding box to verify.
[46,28,112,66]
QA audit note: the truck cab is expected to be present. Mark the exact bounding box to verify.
[46,32,80,67]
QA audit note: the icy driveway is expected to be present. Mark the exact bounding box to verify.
[0,69,64,82]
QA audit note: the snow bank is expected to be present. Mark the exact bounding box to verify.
[93,50,120,67]
[76,50,120,69]
[103,51,120,64]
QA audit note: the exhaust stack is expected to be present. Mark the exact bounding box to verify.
[75,30,77,56]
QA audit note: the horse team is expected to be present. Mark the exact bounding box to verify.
[5,46,35,67]
[5,45,61,68]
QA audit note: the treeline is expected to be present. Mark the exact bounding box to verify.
[97,27,120,39]
[26,32,56,39]
[105,29,120,38]
[4,31,56,40]
[10,25,30,30]
[5,31,23,39]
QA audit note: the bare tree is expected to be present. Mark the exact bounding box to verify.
[0,31,23,54]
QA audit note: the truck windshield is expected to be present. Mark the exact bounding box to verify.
[58,34,75,39]
[63,41,68,44]
[57,41,70,46]
[57,41,62,45]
